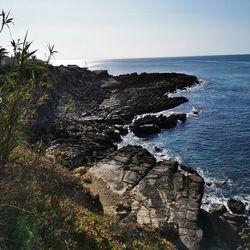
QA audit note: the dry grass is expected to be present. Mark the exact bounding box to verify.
[0,147,176,250]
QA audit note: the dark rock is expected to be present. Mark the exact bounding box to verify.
[192,107,200,115]
[199,209,244,250]
[130,115,161,136]
[223,212,248,227]
[131,113,187,138]
[116,201,132,219]
[93,70,110,80]
[209,203,227,215]
[154,146,162,152]
[114,125,128,136]
[131,124,161,137]
[157,114,177,129]
[206,182,213,187]
[227,198,246,214]
[174,113,187,122]
[242,227,250,235]
[133,115,158,127]
[32,68,198,168]
[104,128,122,142]
[180,164,198,175]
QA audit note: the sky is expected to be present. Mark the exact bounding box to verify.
[1,0,250,60]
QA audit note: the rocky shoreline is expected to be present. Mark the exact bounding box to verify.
[33,65,249,249]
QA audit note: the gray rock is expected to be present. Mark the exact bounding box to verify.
[89,146,204,249]
[209,203,227,215]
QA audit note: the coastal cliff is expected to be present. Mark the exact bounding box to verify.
[31,65,247,249]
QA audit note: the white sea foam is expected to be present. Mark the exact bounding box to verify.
[195,167,250,222]
[133,106,201,122]
[118,130,175,162]
[167,78,207,98]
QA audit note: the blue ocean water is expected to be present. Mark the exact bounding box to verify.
[89,55,250,208]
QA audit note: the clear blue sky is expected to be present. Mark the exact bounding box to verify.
[1,0,250,59]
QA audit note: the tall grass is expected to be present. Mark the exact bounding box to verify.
[0,11,49,168]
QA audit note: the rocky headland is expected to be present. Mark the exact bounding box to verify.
[32,65,249,249]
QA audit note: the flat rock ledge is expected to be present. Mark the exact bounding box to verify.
[87,145,204,250]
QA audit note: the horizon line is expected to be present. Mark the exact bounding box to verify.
[53,53,250,62]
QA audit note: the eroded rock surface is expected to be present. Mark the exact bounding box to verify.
[88,145,204,249]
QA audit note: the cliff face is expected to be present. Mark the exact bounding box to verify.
[32,66,243,249]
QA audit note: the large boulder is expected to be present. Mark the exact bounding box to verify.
[174,113,187,122]
[227,198,246,214]
[131,124,161,137]
[208,203,227,215]
[133,115,159,126]
[131,113,187,137]
[157,114,178,129]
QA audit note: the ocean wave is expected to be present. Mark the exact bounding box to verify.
[118,131,176,162]
[200,166,250,222]
[132,106,202,122]
[167,78,207,98]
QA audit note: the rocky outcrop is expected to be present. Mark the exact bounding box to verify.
[88,145,204,249]
[30,66,247,249]
[131,113,187,137]
[31,66,246,249]
[131,124,161,137]
[32,67,198,168]
[208,203,227,215]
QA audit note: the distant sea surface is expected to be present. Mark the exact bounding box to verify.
[53,55,250,209]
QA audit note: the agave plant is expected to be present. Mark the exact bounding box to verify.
[0,9,14,34]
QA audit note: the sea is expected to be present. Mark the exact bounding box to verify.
[52,55,250,213]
